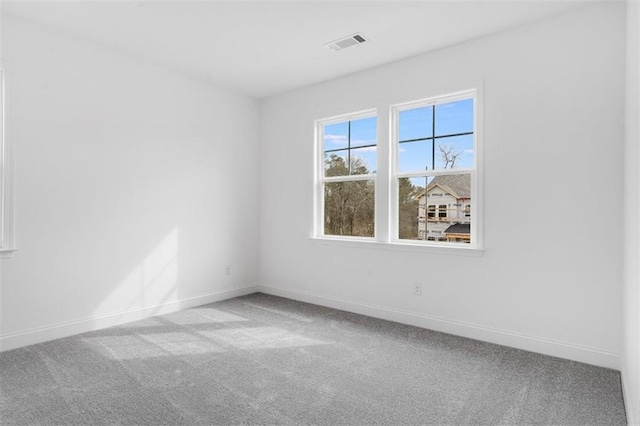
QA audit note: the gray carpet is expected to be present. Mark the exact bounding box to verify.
[0,293,627,425]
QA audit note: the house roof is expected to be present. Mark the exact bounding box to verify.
[416,174,471,199]
[430,174,471,198]
[443,223,471,235]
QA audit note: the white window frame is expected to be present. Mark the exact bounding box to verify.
[390,89,481,250]
[314,109,377,241]
[312,88,483,254]
[0,66,16,259]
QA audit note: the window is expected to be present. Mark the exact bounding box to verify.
[0,67,15,259]
[393,90,477,246]
[427,205,436,218]
[317,111,377,238]
[438,205,447,219]
[314,89,481,251]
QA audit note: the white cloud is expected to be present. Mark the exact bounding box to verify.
[352,138,376,146]
[353,146,377,153]
[324,134,347,147]
[324,135,377,149]
[325,134,346,140]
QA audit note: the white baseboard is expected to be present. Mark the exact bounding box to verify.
[1,283,622,372]
[0,284,260,353]
[257,284,621,370]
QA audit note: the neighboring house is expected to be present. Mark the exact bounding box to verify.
[415,174,471,243]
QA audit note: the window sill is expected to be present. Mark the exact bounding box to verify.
[0,248,18,259]
[308,237,483,257]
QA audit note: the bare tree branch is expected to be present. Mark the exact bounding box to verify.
[438,144,463,169]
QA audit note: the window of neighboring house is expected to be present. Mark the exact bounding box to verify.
[316,111,377,238]
[0,67,15,259]
[393,90,478,246]
[427,205,436,218]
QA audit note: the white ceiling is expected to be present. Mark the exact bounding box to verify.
[2,1,602,98]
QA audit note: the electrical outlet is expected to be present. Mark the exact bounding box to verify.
[413,283,422,296]
[225,265,231,276]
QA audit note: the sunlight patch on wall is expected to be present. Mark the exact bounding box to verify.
[94,229,179,317]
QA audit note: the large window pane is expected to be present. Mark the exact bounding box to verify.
[323,121,348,150]
[435,98,473,136]
[324,180,375,237]
[323,116,376,177]
[350,116,377,148]
[398,174,471,244]
[398,140,433,173]
[399,106,433,141]
[434,134,474,170]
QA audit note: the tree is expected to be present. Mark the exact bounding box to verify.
[438,143,462,169]
[323,154,374,237]
[398,178,420,239]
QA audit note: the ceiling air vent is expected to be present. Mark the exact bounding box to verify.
[325,33,368,51]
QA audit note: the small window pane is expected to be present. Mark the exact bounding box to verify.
[434,134,474,170]
[398,140,433,173]
[435,98,473,136]
[399,106,433,141]
[324,151,349,177]
[398,173,471,244]
[324,181,375,237]
[324,121,348,150]
[350,116,377,148]
[350,146,377,175]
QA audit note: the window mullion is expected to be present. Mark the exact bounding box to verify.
[431,106,436,171]
[375,103,390,242]
[347,121,351,175]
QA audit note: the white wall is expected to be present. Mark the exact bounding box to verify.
[623,0,640,423]
[0,14,260,350]
[259,4,626,369]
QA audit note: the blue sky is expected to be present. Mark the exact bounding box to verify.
[324,98,474,175]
